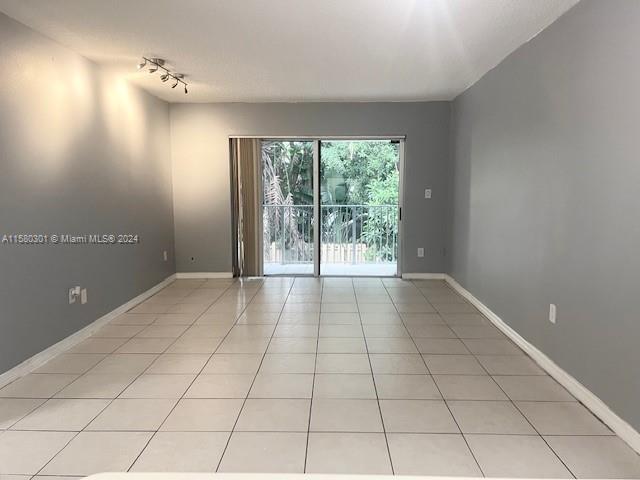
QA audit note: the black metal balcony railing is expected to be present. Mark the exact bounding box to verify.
[262,204,398,265]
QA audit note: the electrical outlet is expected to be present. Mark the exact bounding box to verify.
[424,188,432,199]
[69,286,81,304]
[417,248,425,258]
[549,304,557,324]
[163,250,168,261]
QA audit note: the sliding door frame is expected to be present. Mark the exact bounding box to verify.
[230,135,406,278]
[397,139,405,278]
[313,140,321,277]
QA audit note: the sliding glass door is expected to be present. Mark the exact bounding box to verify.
[320,140,400,276]
[261,140,315,275]
[260,138,402,277]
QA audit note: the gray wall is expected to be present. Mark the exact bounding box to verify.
[0,14,175,373]
[448,0,640,430]
[170,102,450,274]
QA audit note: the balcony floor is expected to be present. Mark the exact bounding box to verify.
[264,263,397,276]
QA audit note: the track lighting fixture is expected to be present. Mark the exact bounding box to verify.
[137,57,188,94]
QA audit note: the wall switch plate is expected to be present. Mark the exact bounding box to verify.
[69,286,81,304]
[163,250,168,261]
[417,248,425,258]
[549,304,557,324]
[81,288,88,304]
[424,188,432,199]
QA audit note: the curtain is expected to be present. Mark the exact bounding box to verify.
[230,138,263,277]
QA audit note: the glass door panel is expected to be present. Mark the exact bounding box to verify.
[261,140,315,275]
[319,140,400,276]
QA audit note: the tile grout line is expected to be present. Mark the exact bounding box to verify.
[303,277,323,473]
[450,305,580,479]
[425,280,580,479]
[394,278,486,478]
[29,277,237,477]
[417,279,579,478]
[1,398,49,431]
[450,304,580,478]
[59,280,233,472]
[126,278,252,473]
[26,283,208,474]
[3,277,629,477]
[361,278,395,475]
[2,426,620,436]
[35,429,627,435]
[509,394,578,478]
[214,277,293,472]
[112,280,236,469]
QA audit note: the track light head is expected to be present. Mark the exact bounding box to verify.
[172,73,184,90]
[184,85,188,94]
[137,58,147,70]
[160,73,170,82]
[147,58,164,73]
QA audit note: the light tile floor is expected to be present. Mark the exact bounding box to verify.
[1,277,639,478]
[264,263,397,276]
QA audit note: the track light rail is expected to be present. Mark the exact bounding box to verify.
[137,57,188,94]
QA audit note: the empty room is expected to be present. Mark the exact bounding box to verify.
[0,0,639,478]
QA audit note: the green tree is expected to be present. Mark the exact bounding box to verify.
[320,140,399,205]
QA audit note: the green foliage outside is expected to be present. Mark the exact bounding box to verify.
[320,140,399,207]
[262,140,399,263]
[262,141,314,207]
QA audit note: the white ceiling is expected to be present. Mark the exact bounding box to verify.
[0,0,578,103]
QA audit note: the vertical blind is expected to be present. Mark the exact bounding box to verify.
[230,138,262,277]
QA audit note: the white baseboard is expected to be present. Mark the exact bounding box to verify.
[444,274,640,454]
[175,272,233,279]
[401,273,446,280]
[0,273,177,390]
